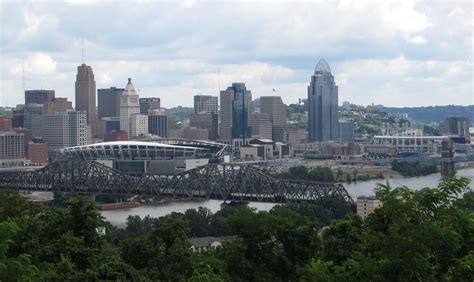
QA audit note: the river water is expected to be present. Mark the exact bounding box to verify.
[101,167,474,227]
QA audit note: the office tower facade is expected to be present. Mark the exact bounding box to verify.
[0,131,25,161]
[99,117,121,137]
[104,130,128,142]
[0,116,12,130]
[170,126,209,140]
[12,109,24,128]
[339,119,355,143]
[75,63,99,137]
[43,98,73,116]
[249,113,273,140]
[25,90,55,105]
[129,114,148,137]
[120,78,140,134]
[219,83,252,142]
[139,98,161,115]
[260,96,287,141]
[28,143,48,164]
[194,95,218,114]
[98,87,124,118]
[148,110,168,137]
[23,103,43,138]
[189,113,218,140]
[43,110,87,150]
[14,127,32,156]
[308,59,339,142]
[440,117,470,138]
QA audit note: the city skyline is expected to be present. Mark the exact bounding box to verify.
[0,1,472,108]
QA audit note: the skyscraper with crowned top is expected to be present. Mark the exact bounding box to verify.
[120,78,140,134]
[308,59,339,142]
[75,64,99,137]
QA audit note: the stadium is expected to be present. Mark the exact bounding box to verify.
[59,139,227,174]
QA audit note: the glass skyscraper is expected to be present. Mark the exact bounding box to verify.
[219,83,252,141]
[308,59,339,142]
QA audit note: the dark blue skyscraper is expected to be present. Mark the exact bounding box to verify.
[308,59,339,142]
[219,83,253,141]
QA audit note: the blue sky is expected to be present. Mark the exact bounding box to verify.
[0,0,472,108]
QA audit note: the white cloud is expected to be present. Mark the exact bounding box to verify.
[0,0,471,108]
[407,36,427,44]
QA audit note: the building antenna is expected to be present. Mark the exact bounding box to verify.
[22,57,25,92]
[217,66,220,93]
[81,39,84,63]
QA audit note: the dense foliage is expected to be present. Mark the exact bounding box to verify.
[391,160,439,176]
[380,105,474,123]
[275,165,335,182]
[0,175,472,280]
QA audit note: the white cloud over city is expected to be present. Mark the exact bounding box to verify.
[0,0,472,107]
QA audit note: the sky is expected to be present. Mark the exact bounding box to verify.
[0,0,472,108]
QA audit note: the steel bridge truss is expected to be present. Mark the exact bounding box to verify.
[0,161,354,206]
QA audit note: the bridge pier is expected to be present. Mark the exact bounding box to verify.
[88,194,97,201]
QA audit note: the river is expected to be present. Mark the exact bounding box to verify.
[101,167,474,227]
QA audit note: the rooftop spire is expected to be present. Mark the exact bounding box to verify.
[314,58,331,74]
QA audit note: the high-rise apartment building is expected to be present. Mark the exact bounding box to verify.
[25,90,55,105]
[130,114,148,137]
[194,95,218,114]
[23,103,43,138]
[219,83,252,142]
[98,87,124,118]
[139,98,161,115]
[43,98,73,116]
[308,59,339,142]
[120,78,140,134]
[75,64,99,137]
[0,131,25,161]
[148,110,168,137]
[43,110,88,150]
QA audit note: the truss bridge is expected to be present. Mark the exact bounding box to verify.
[0,161,354,206]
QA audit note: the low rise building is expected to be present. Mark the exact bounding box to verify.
[104,130,128,142]
[28,143,48,164]
[357,197,383,219]
[189,237,223,253]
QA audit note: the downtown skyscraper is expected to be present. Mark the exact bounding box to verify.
[219,83,252,141]
[75,63,99,137]
[120,78,140,134]
[308,59,339,142]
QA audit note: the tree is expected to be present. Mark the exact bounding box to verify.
[289,165,309,180]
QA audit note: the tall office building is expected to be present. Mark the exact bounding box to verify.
[129,114,148,137]
[120,78,140,134]
[440,117,470,138]
[98,87,124,118]
[189,113,218,140]
[194,95,218,114]
[148,110,168,137]
[339,119,355,143]
[43,98,73,116]
[0,131,25,160]
[308,59,339,142]
[219,83,252,141]
[25,90,55,105]
[249,113,273,140]
[43,110,87,150]
[23,103,43,138]
[75,63,99,137]
[139,98,161,114]
[260,96,287,141]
